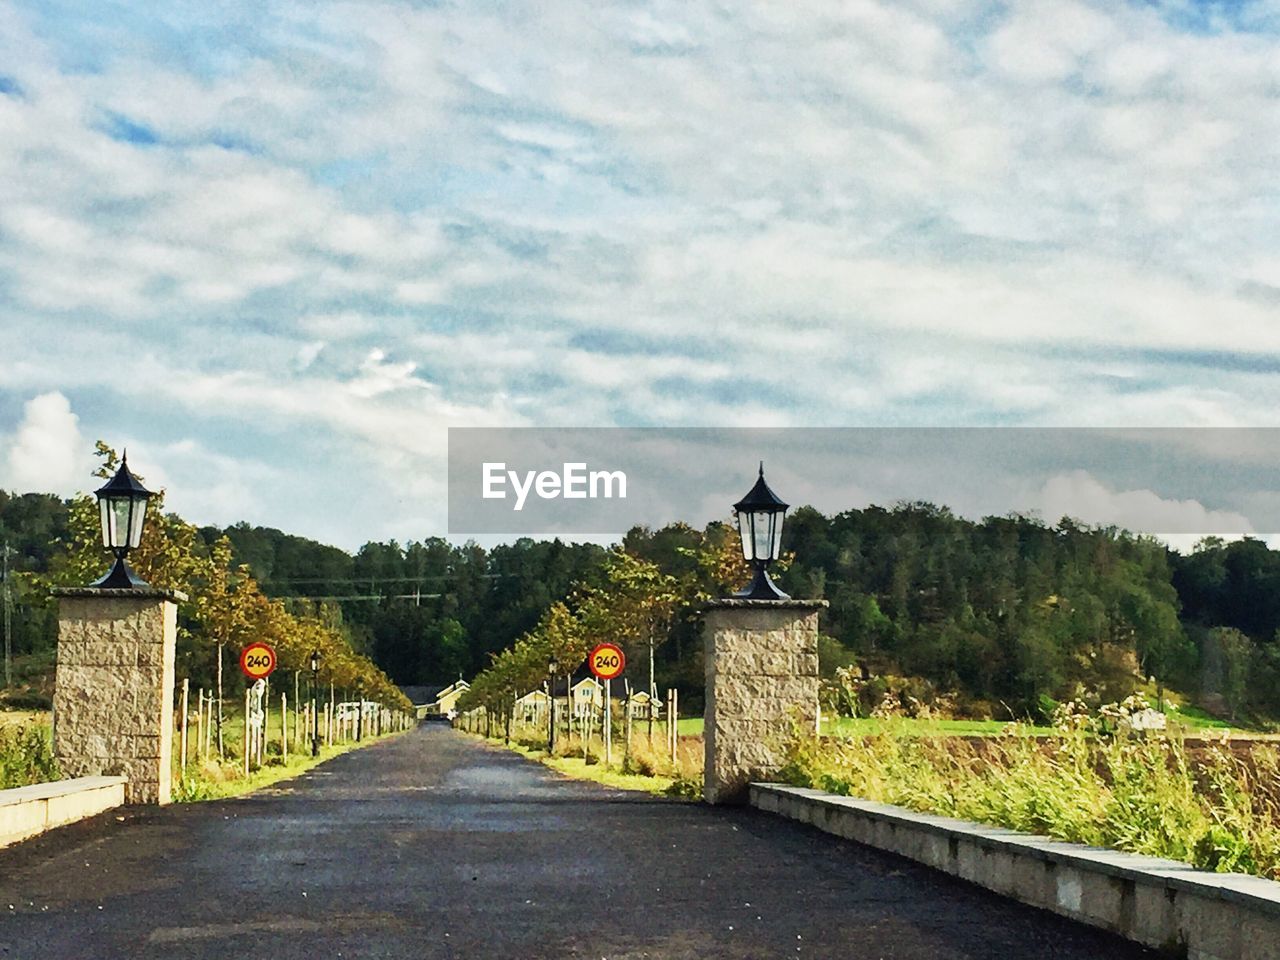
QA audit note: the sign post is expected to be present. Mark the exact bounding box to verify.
[588,643,625,766]
[239,642,277,773]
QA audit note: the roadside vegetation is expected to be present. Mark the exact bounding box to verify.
[463,719,702,799]
[0,715,56,789]
[780,697,1280,881]
[173,724,405,802]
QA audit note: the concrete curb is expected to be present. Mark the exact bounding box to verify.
[750,783,1280,960]
[0,776,127,848]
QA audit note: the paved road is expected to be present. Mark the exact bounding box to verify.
[0,726,1155,959]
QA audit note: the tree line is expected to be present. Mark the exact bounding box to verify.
[6,466,1280,722]
[0,444,408,715]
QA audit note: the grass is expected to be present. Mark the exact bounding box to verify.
[465,720,702,798]
[173,735,399,801]
[0,700,406,800]
[173,702,407,801]
[683,712,1256,738]
[678,715,1057,737]
[0,709,51,730]
[779,718,1280,880]
[501,741,679,794]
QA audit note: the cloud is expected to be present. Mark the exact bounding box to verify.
[1035,469,1256,537]
[2,0,1280,545]
[1,392,88,495]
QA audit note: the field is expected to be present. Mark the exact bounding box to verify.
[677,709,1248,739]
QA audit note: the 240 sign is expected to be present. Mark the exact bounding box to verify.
[588,643,625,681]
[239,642,278,680]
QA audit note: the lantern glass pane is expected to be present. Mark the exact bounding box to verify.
[752,510,772,560]
[98,497,114,548]
[737,511,754,561]
[102,496,133,549]
[771,510,785,560]
[127,495,147,548]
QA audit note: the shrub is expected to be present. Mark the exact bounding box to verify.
[780,717,1280,880]
[0,723,59,788]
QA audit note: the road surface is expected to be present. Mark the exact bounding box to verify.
[0,725,1156,959]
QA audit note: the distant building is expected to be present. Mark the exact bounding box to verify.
[514,688,550,724]
[623,689,661,720]
[400,685,443,720]
[570,676,603,715]
[427,679,470,719]
[563,677,661,720]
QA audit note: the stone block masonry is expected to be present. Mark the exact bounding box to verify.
[703,598,826,804]
[52,587,185,805]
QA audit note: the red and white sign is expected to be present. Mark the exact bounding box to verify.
[239,642,277,680]
[588,642,625,681]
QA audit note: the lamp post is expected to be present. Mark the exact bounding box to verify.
[732,462,790,600]
[91,453,154,589]
[547,655,559,754]
[356,682,364,741]
[310,650,321,757]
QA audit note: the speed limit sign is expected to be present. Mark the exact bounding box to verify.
[239,641,277,680]
[588,642,625,681]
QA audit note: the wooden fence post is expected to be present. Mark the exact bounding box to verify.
[179,678,189,772]
[670,687,679,765]
[243,687,250,776]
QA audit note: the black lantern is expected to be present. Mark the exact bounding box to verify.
[91,452,153,589]
[310,650,321,757]
[547,654,560,753]
[732,462,790,600]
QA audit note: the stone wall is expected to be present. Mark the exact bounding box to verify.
[52,588,183,805]
[752,784,1280,960]
[0,776,128,848]
[703,599,825,804]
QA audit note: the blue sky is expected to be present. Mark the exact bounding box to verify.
[2,0,1280,548]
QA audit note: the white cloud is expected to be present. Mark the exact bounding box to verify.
[1,392,88,495]
[2,0,1280,544]
[1035,469,1255,536]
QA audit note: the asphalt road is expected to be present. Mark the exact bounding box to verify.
[0,725,1156,960]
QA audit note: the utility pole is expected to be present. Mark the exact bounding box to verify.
[2,540,13,688]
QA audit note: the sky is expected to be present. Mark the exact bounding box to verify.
[2,0,1280,550]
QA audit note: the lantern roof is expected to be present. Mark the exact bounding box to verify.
[733,462,788,513]
[94,452,152,500]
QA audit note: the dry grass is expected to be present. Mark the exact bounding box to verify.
[477,720,703,797]
[781,720,1280,880]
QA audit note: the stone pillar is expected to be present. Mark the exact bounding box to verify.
[703,598,826,805]
[52,587,185,805]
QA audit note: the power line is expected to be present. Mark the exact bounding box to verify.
[255,573,509,586]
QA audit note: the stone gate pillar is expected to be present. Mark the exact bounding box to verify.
[703,598,827,805]
[52,587,185,804]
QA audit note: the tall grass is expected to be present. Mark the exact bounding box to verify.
[0,722,58,789]
[495,719,703,797]
[780,721,1280,880]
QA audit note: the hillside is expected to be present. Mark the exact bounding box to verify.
[3,489,1280,724]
